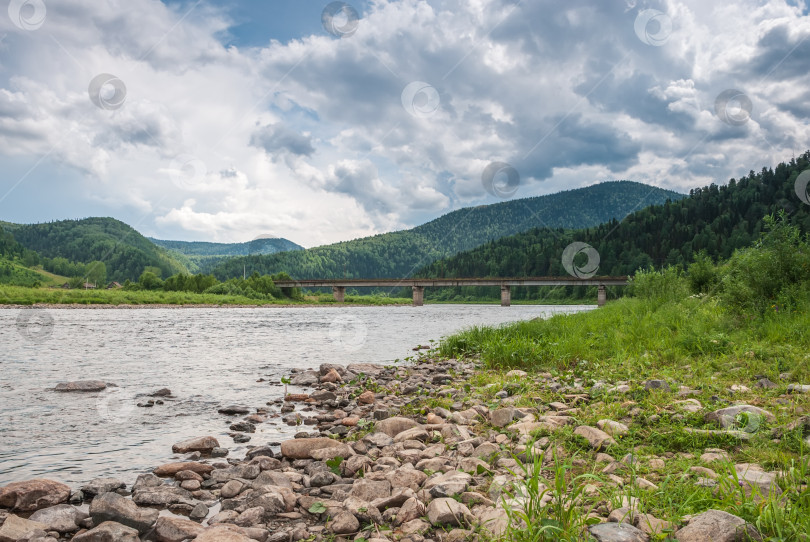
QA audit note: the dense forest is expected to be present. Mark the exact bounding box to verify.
[414,153,810,301]
[211,181,683,280]
[4,218,189,282]
[150,236,303,273]
[0,225,44,286]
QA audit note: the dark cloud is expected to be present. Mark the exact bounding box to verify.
[250,123,315,156]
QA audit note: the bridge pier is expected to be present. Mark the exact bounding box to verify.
[500,285,511,307]
[412,286,425,307]
[597,284,606,307]
[332,286,346,303]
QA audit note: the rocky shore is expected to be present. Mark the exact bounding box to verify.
[1,357,809,542]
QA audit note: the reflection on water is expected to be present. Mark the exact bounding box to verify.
[0,304,591,486]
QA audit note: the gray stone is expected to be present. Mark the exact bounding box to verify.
[588,522,650,542]
[350,479,391,501]
[329,511,360,534]
[0,479,71,512]
[597,419,629,437]
[172,436,220,454]
[71,521,140,542]
[643,380,670,392]
[281,437,344,459]
[426,498,473,527]
[377,417,420,437]
[675,509,761,541]
[788,384,810,393]
[290,371,319,386]
[425,472,472,498]
[28,504,87,533]
[54,380,109,392]
[218,405,251,415]
[363,432,394,448]
[705,405,775,430]
[490,408,514,428]
[0,515,48,542]
[154,516,206,542]
[81,478,126,498]
[574,425,617,450]
[89,492,159,534]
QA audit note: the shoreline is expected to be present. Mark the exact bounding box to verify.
[0,302,592,309]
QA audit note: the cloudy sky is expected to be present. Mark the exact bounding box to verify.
[0,0,808,247]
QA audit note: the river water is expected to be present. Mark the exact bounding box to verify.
[0,304,591,487]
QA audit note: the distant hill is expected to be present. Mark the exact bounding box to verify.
[150,237,303,273]
[415,153,810,288]
[211,181,685,280]
[5,218,189,282]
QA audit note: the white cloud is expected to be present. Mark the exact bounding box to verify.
[0,0,809,246]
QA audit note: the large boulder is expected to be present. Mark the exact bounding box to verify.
[426,498,473,527]
[280,437,344,459]
[675,509,761,542]
[72,521,140,542]
[81,478,126,499]
[0,514,48,542]
[171,436,220,454]
[574,426,617,451]
[89,492,159,534]
[588,522,650,541]
[154,516,206,542]
[705,406,775,430]
[28,504,87,533]
[153,461,214,477]
[377,417,420,437]
[0,479,71,512]
[54,380,109,392]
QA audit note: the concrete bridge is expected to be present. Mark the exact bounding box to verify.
[273,277,629,307]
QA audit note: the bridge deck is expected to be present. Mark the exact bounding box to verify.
[273,276,628,288]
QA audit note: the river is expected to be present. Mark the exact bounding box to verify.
[0,304,591,487]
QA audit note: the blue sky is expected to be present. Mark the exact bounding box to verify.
[0,1,809,247]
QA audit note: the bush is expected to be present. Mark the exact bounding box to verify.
[687,251,719,294]
[627,266,689,304]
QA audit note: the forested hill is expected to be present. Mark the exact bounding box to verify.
[150,237,303,272]
[416,153,810,279]
[5,218,189,282]
[211,181,684,280]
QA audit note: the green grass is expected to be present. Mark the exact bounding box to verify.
[0,285,412,306]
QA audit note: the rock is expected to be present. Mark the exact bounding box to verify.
[221,480,244,499]
[393,427,430,443]
[218,405,251,415]
[154,516,205,542]
[505,370,528,378]
[350,479,391,501]
[0,514,48,542]
[0,479,71,512]
[28,504,86,532]
[71,521,140,542]
[490,408,515,428]
[683,428,752,440]
[377,417,420,437]
[400,518,431,536]
[588,522,650,541]
[290,371,319,386]
[310,390,337,402]
[310,443,353,461]
[788,384,810,393]
[320,369,342,383]
[172,436,220,454]
[427,498,473,527]
[634,513,673,536]
[150,388,173,397]
[574,426,617,450]
[597,419,629,437]
[734,464,782,499]
[348,363,384,376]
[81,478,126,498]
[89,492,159,534]
[133,485,194,507]
[357,390,376,404]
[478,508,509,538]
[281,437,344,459]
[190,502,209,520]
[153,462,214,477]
[329,511,359,534]
[756,378,777,389]
[671,399,703,413]
[196,525,254,542]
[363,432,394,448]
[674,509,761,541]
[424,472,471,498]
[705,405,775,430]
[54,380,109,392]
[643,380,670,392]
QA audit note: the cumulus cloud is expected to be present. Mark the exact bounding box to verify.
[0,0,809,246]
